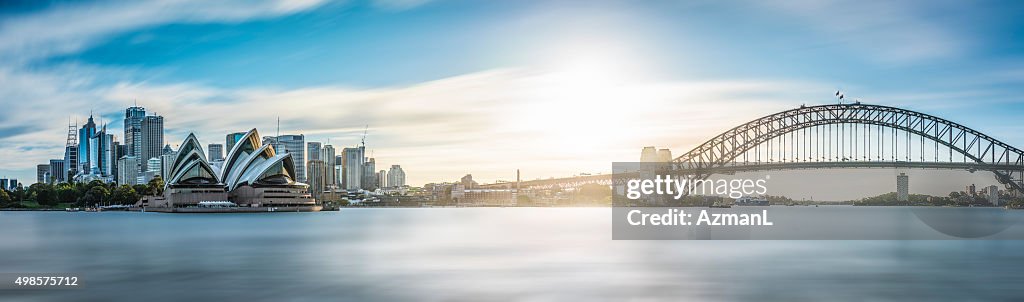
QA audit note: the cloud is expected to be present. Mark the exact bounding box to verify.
[755,0,968,63]
[0,0,329,64]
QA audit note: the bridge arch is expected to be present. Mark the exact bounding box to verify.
[672,104,1024,193]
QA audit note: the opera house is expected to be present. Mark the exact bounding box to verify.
[144,129,319,212]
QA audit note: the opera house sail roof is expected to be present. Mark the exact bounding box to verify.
[165,129,307,191]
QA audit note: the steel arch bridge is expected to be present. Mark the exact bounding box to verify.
[672,103,1024,194]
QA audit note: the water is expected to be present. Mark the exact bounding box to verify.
[1,208,1023,301]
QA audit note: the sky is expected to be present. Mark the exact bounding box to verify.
[1,0,1024,198]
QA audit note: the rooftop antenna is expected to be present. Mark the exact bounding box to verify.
[277,117,281,138]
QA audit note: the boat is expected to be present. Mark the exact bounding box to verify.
[709,201,732,208]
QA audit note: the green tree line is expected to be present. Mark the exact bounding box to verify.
[0,177,164,208]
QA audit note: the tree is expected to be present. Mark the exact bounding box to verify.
[0,189,11,207]
[133,184,149,196]
[12,184,26,202]
[29,183,57,206]
[110,185,140,205]
[80,186,109,206]
[147,176,164,196]
[56,184,77,204]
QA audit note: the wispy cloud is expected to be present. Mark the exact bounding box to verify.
[756,0,968,63]
[0,0,329,64]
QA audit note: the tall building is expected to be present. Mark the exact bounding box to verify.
[306,160,326,197]
[225,132,246,152]
[0,179,18,191]
[77,114,97,174]
[896,173,909,202]
[342,147,364,190]
[160,152,177,181]
[322,145,336,189]
[988,185,1000,206]
[208,144,224,161]
[88,126,116,178]
[388,165,405,188]
[362,157,376,190]
[140,115,164,172]
[124,106,146,160]
[117,156,140,185]
[277,135,305,182]
[377,170,387,188]
[335,155,343,189]
[48,159,65,184]
[657,149,673,162]
[63,145,77,181]
[36,164,50,184]
[307,142,322,162]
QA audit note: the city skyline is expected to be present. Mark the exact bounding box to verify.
[2,0,1024,192]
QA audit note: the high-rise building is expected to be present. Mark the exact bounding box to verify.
[147,157,161,173]
[377,170,387,188]
[322,145,336,189]
[140,115,164,172]
[88,126,116,178]
[362,157,376,190]
[225,132,246,152]
[342,147,364,190]
[307,142,322,162]
[63,145,77,181]
[306,160,326,197]
[0,179,18,191]
[988,185,1000,206]
[117,156,140,185]
[124,106,146,160]
[36,164,50,184]
[657,149,673,162]
[208,144,224,161]
[896,173,909,202]
[77,114,97,174]
[273,135,305,182]
[388,165,405,188]
[48,159,65,184]
[160,152,177,181]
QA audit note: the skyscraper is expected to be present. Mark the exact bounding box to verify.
[307,142,322,162]
[377,170,387,188]
[362,157,376,190]
[306,160,325,197]
[161,152,177,181]
[36,164,50,184]
[48,159,65,184]
[226,132,246,152]
[896,173,909,202]
[322,145,336,189]
[276,134,306,182]
[88,126,116,178]
[124,106,145,159]
[77,114,97,174]
[117,156,140,185]
[388,165,405,188]
[342,147,363,190]
[140,115,164,172]
[208,144,224,161]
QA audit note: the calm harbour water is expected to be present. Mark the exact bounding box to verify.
[1,207,1024,301]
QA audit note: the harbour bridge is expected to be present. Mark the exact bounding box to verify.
[482,103,1024,194]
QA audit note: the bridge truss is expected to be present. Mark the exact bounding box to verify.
[673,103,1024,194]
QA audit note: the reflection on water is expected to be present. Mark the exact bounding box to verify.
[1,208,1024,301]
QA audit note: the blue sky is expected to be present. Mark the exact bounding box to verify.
[1,0,1024,193]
